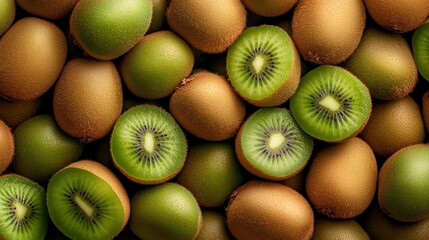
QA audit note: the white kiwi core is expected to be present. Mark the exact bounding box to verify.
[143,132,156,153]
[319,95,341,111]
[74,195,94,217]
[268,133,286,150]
[13,200,28,220]
[252,55,266,74]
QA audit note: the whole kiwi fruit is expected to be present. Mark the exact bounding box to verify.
[378,144,429,222]
[196,211,233,240]
[312,217,370,240]
[306,137,378,218]
[0,0,15,36]
[360,96,425,157]
[0,97,44,128]
[423,90,429,132]
[292,0,366,65]
[169,71,246,141]
[412,22,429,82]
[241,0,297,17]
[0,119,14,174]
[0,17,67,101]
[15,0,80,20]
[364,0,429,33]
[53,58,123,142]
[147,0,168,33]
[166,0,247,53]
[226,180,314,240]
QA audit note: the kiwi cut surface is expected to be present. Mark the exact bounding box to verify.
[290,65,371,142]
[0,174,49,240]
[226,25,301,107]
[235,107,313,181]
[0,119,14,174]
[47,160,130,240]
[412,22,429,81]
[111,104,187,185]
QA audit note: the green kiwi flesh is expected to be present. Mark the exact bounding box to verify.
[0,174,49,240]
[0,119,14,174]
[16,0,79,20]
[290,65,372,142]
[130,182,202,240]
[12,115,85,183]
[0,0,15,36]
[227,25,301,107]
[120,30,194,99]
[196,211,233,240]
[235,108,313,181]
[312,217,370,240]
[241,0,297,17]
[47,160,130,240]
[177,142,246,207]
[70,0,152,60]
[110,105,187,184]
[378,144,429,222]
[412,22,429,81]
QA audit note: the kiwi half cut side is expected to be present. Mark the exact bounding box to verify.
[412,22,429,81]
[227,25,301,107]
[235,107,313,181]
[110,104,187,184]
[290,65,371,142]
[0,174,49,240]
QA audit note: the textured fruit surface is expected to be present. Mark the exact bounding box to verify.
[412,22,429,81]
[16,0,79,19]
[312,218,370,240]
[241,0,297,17]
[0,0,15,36]
[0,119,14,174]
[0,98,44,128]
[423,91,429,132]
[196,211,233,240]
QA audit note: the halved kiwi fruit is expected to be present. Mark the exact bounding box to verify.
[226,25,301,107]
[412,22,429,81]
[47,160,130,239]
[110,104,187,185]
[0,174,49,240]
[0,119,14,174]
[235,107,313,181]
[290,65,371,142]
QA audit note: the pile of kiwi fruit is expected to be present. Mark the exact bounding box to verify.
[0,0,428,239]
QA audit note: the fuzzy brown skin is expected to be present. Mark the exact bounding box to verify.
[0,98,44,128]
[53,58,123,142]
[423,91,429,133]
[292,0,365,65]
[241,0,297,17]
[166,0,246,53]
[226,180,314,240]
[0,120,14,174]
[364,0,429,33]
[16,0,79,20]
[306,137,378,219]
[312,218,370,240]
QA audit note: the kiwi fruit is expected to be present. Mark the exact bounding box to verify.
[15,0,79,20]
[176,141,246,208]
[291,0,366,65]
[70,0,152,60]
[360,96,425,157]
[147,0,168,33]
[12,115,85,183]
[53,58,123,142]
[290,65,372,142]
[130,182,202,240]
[196,211,233,240]
[306,137,378,219]
[412,22,429,81]
[0,97,44,128]
[169,71,246,141]
[226,25,301,107]
[378,144,429,222]
[344,27,418,100]
[312,217,370,240]
[47,160,130,239]
[110,104,187,185]
[364,0,429,33]
[0,174,49,240]
[166,0,247,53]
[0,0,15,36]
[241,0,297,17]
[281,165,307,194]
[226,180,314,240]
[0,119,14,174]
[235,107,313,181]
[0,17,67,101]
[120,30,194,99]
[423,90,429,132]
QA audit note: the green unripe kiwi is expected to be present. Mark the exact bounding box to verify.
[70,0,152,60]
[312,217,370,240]
[0,0,15,36]
[16,0,79,20]
[120,30,194,99]
[378,144,429,222]
[196,211,233,240]
[147,0,168,33]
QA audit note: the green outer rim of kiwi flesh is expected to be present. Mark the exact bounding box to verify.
[111,105,187,183]
[0,175,48,240]
[227,25,294,100]
[240,108,313,178]
[290,65,371,142]
[47,168,124,240]
[412,22,429,81]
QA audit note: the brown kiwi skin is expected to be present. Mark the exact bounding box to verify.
[0,17,67,101]
[0,98,44,128]
[241,0,297,17]
[360,96,425,157]
[291,0,366,65]
[166,0,247,53]
[169,71,246,141]
[53,58,123,142]
[312,217,370,240]
[423,91,429,133]
[306,137,378,219]
[226,180,314,240]
[363,0,429,33]
[0,120,14,174]
[15,0,80,20]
